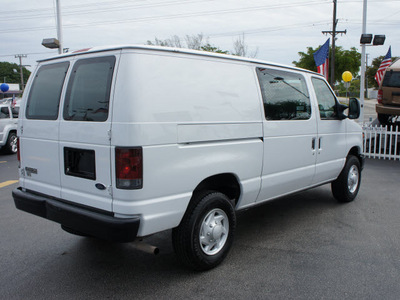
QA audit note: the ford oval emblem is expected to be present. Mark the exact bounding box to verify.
[95,183,106,190]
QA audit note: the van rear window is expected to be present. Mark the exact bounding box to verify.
[26,62,69,120]
[63,56,115,122]
[382,71,400,88]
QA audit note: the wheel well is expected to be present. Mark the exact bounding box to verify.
[193,173,241,206]
[348,146,362,163]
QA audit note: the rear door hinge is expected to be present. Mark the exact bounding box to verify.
[108,185,113,197]
[107,130,112,141]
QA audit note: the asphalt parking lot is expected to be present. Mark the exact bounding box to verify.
[1,156,399,299]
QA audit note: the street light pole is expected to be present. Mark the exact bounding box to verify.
[359,0,367,123]
[56,0,63,54]
[366,53,369,99]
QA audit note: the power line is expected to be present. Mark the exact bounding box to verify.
[209,21,329,38]
[0,0,213,21]
[0,0,331,34]
[0,52,49,58]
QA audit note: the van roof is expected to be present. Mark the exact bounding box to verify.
[39,44,322,76]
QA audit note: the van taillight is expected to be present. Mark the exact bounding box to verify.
[115,147,143,189]
[17,137,20,163]
[377,89,383,103]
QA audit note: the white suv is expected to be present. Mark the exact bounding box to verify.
[0,104,18,154]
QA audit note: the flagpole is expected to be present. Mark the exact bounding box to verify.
[359,0,367,124]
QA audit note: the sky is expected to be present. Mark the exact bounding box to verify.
[1,0,399,75]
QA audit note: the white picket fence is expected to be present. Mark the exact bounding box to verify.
[362,124,400,161]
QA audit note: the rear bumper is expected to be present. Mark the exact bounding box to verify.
[376,103,400,115]
[12,188,140,243]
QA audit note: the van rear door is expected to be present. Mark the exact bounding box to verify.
[21,61,70,198]
[59,54,118,212]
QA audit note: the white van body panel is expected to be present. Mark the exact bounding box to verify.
[255,68,318,202]
[310,76,347,185]
[111,50,264,235]
[113,139,263,236]
[59,51,121,212]
[20,58,71,199]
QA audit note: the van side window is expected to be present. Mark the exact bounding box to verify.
[63,56,115,122]
[26,62,69,120]
[0,107,10,119]
[311,77,337,120]
[256,68,311,121]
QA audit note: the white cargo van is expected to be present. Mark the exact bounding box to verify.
[13,45,363,270]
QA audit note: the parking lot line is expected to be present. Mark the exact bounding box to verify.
[0,180,18,188]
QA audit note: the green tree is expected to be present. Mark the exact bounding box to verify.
[293,46,361,84]
[0,62,31,86]
[200,44,229,54]
[366,56,399,89]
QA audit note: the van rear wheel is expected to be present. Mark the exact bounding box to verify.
[331,155,361,203]
[172,191,236,271]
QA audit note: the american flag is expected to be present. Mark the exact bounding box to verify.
[313,38,330,80]
[375,46,392,86]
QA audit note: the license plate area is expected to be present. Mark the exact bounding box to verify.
[392,94,400,104]
[64,147,96,180]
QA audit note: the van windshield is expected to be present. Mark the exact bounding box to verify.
[382,71,400,88]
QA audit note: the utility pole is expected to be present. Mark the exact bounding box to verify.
[322,0,346,88]
[15,54,27,91]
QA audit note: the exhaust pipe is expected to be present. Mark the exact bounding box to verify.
[131,240,159,255]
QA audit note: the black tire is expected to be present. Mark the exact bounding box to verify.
[172,191,236,271]
[331,155,361,203]
[377,113,389,126]
[61,225,91,237]
[4,132,17,154]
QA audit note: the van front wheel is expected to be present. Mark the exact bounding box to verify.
[331,155,361,203]
[172,191,236,271]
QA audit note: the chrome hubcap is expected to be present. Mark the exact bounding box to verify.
[347,165,359,194]
[199,208,229,256]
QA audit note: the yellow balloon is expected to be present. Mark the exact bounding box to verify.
[342,71,353,82]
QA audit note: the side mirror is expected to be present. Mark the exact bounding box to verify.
[348,97,360,119]
[336,103,348,120]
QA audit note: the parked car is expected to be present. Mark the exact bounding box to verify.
[13,45,363,270]
[0,104,18,154]
[376,59,400,125]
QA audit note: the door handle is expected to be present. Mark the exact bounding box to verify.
[311,138,316,151]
